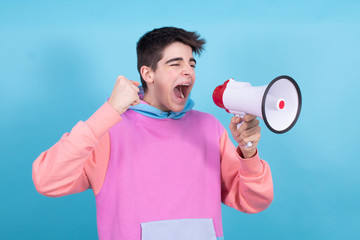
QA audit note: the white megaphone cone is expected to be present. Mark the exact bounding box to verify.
[213,75,302,147]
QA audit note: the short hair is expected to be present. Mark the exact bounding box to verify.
[136,27,206,92]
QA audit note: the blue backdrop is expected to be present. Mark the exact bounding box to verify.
[1,1,359,239]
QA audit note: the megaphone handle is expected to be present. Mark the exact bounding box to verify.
[235,113,253,148]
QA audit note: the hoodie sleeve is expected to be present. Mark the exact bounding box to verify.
[32,102,121,197]
[220,130,274,213]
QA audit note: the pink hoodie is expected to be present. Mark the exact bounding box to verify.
[32,102,273,240]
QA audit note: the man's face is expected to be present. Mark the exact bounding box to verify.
[144,41,196,112]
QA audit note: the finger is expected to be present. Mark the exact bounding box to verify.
[229,121,237,133]
[239,118,260,131]
[131,84,140,92]
[131,98,141,106]
[128,81,140,92]
[242,132,261,147]
[239,139,256,149]
[241,126,261,140]
[231,116,242,124]
[116,75,125,80]
[243,114,257,122]
[237,123,261,139]
[240,127,261,144]
[116,75,128,84]
[229,116,242,132]
[237,136,256,148]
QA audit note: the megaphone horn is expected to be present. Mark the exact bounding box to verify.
[213,75,302,135]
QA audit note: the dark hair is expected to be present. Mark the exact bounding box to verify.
[136,27,206,92]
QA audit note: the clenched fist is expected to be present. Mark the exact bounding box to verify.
[229,115,261,158]
[108,76,141,115]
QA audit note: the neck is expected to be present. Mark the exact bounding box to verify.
[143,92,169,112]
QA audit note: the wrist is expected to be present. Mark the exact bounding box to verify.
[107,100,126,115]
[237,146,257,159]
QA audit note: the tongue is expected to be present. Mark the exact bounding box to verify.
[174,86,185,99]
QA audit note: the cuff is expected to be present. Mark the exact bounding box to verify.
[85,102,122,139]
[236,147,264,177]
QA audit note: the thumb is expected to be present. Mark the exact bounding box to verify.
[131,81,140,86]
[131,99,141,106]
[229,116,241,132]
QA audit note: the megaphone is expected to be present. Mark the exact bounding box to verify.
[213,75,302,138]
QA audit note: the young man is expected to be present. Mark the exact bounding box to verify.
[33,27,273,240]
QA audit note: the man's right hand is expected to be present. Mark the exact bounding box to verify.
[107,76,141,115]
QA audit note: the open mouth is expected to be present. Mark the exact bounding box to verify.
[174,83,191,100]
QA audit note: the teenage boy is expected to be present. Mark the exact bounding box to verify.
[33,27,273,240]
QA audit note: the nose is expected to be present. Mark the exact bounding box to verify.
[182,63,194,77]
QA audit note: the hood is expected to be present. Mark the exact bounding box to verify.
[128,86,194,120]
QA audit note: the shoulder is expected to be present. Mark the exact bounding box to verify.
[186,110,225,136]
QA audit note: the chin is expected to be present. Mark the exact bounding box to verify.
[169,102,186,112]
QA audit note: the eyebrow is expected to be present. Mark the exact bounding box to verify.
[165,57,197,64]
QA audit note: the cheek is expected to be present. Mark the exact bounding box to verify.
[164,71,178,90]
[156,79,173,98]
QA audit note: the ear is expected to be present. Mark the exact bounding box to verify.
[140,66,155,84]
